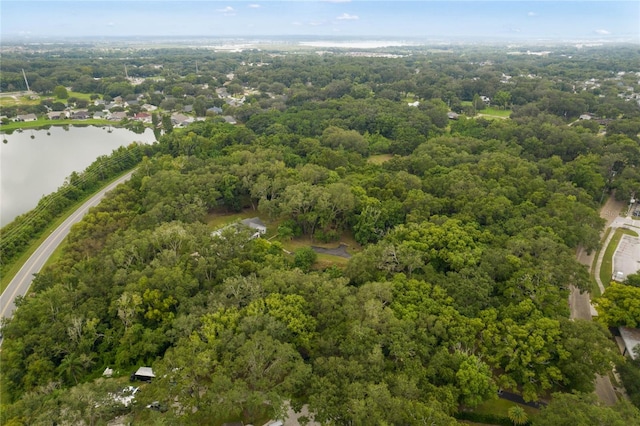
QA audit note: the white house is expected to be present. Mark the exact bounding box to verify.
[212,217,267,240]
[15,113,37,122]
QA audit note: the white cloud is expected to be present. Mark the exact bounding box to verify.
[527,11,537,17]
[595,29,611,35]
[292,21,303,27]
[217,6,235,16]
[248,4,260,8]
[107,22,115,27]
[336,13,359,21]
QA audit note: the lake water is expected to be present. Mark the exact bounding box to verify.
[0,126,156,227]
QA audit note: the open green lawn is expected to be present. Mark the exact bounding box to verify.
[479,107,511,117]
[0,91,97,108]
[67,91,95,100]
[206,209,265,228]
[367,153,394,164]
[0,95,41,108]
[600,227,639,287]
[473,396,539,418]
[1,118,113,133]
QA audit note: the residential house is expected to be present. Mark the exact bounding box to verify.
[70,110,90,120]
[93,111,108,120]
[241,217,267,238]
[47,111,67,120]
[447,112,459,120]
[134,112,152,123]
[207,106,223,115]
[223,116,237,125]
[407,101,420,107]
[110,111,128,121]
[142,103,158,111]
[212,217,267,240]
[15,113,37,122]
[171,113,193,127]
[183,104,193,113]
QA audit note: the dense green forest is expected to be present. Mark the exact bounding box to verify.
[2,44,640,425]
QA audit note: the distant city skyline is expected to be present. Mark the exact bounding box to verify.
[2,1,639,42]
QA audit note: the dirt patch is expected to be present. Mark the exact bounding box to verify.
[311,243,351,259]
[600,195,626,226]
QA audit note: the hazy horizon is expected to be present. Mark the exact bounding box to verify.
[2,1,639,43]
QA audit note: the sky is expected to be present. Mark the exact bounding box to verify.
[1,1,639,42]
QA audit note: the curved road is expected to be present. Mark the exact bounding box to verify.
[570,195,626,406]
[0,171,135,321]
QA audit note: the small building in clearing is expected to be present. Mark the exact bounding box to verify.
[212,217,267,240]
[131,366,155,382]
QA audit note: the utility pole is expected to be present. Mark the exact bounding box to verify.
[22,69,31,92]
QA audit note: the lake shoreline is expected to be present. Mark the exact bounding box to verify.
[0,126,156,226]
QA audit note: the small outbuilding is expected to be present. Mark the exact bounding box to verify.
[131,366,155,382]
[241,217,267,237]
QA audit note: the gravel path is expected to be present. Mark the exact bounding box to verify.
[311,243,351,258]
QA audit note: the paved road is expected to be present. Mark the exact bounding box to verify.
[0,171,134,321]
[569,195,626,406]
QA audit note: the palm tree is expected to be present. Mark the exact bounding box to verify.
[508,405,528,425]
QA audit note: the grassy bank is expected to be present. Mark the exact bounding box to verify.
[1,169,134,293]
[0,118,116,133]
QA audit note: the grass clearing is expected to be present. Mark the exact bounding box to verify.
[206,210,264,229]
[600,227,639,287]
[367,154,394,164]
[67,91,95,101]
[473,397,539,418]
[0,95,41,108]
[480,107,511,117]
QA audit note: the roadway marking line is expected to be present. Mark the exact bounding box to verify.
[0,173,132,319]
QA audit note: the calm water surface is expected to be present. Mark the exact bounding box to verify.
[0,126,156,226]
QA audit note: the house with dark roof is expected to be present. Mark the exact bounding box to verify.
[207,106,223,115]
[70,110,90,120]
